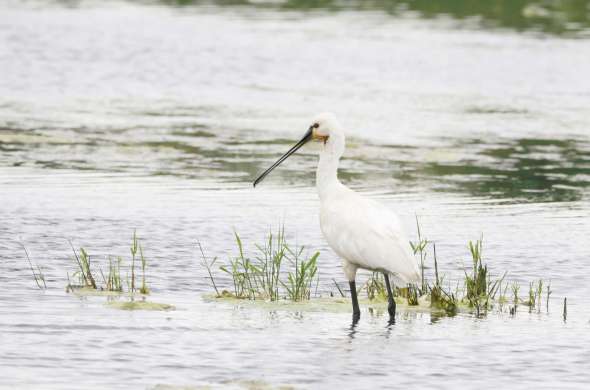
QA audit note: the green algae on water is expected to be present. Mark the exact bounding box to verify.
[107,300,175,311]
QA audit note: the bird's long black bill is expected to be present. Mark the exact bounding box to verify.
[253,128,312,187]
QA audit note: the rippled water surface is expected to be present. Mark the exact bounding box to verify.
[1,1,590,389]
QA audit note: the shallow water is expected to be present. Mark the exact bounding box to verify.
[1,1,590,389]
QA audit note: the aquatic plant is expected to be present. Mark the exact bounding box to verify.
[20,243,47,290]
[409,215,429,292]
[428,244,458,315]
[198,241,220,297]
[281,246,319,301]
[463,238,505,315]
[211,227,320,301]
[69,241,97,289]
[365,272,388,301]
[521,279,546,311]
[546,281,552,312]
[251,228,286,301]
[139,245,149,295]
[100,257,123,292]
[526,281,536,309]
[511,281,520,305]
[219,231,273,300]
[498,280,509,306]
[406,285,420,306]
[43,222,548,319]
[130,230,138,293]
[66,232,150,294]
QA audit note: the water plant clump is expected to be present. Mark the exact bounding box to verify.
[68,241,98,290]
[202,227,320,302]
[66,232,150,295]
[357,219,553,318]
[365,272,387,301]
[282,246,319,301]
[100,257,123,292]
[464,238,505,316]
[195,222,559,318]
[428,244,458,315]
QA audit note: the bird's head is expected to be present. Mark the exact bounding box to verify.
[253,112,343,187]
[309,112,343,145]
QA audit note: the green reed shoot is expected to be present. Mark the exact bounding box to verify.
[20,243,47,289]
[407,285,420,305]
[464,237,505,315]
[130,230,138,293]
[219,231,259,299]
[511,281,520,305]
[546,281,552,312]
[100,256,123,292]
[282,246,319,301]
[198,241,220,297]
[536,279,543,311]
[409,215,429,292]
[365,272,388,301]
[429,243,458,314]
[526,281,536,309]
[139,244,149,294]
[220,232,261,299]
[69,240,97,289]
[253,228,287,301]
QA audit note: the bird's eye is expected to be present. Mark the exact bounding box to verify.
[312,123,319,129]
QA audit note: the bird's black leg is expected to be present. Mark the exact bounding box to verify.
[384,273,396,320]
[349,280,360,322]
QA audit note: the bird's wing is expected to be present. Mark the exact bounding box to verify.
[321,193,420,284]
[361,199,421,283]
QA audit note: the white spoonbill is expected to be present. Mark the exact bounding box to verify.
[253,113,420,321]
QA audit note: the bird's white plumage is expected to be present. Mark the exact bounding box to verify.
[319,184,420,284]
[312,112,420,285]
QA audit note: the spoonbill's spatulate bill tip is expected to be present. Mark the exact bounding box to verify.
[253,113,421,322]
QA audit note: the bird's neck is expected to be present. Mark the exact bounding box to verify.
[316,133,345,201]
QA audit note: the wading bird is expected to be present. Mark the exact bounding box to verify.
[253,113,420,322]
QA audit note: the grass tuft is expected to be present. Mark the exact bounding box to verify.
[282,246,319,301]
[464,237,505,316]
[208,227,320,301]
[66,232,150,294]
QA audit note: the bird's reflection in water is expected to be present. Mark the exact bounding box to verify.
[348,316,360,339]
[430,311,445,324]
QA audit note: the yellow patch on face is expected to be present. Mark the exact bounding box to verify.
[312,128,329,144]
